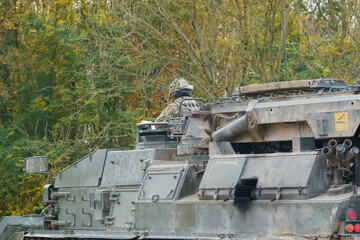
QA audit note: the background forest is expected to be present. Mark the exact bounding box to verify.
[0,0,360,217]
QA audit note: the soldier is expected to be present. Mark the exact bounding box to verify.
[156,78,199,123]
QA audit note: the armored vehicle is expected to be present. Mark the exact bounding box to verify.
[3,79,360,240]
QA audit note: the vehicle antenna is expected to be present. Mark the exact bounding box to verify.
[281,0,289,81]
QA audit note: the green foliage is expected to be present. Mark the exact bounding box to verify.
[0,0,144,217]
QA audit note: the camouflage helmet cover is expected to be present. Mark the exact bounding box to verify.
[169,78,194,96]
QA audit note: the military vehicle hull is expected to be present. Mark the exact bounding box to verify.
[4,150,360,240]
[2,79,360,240]
[19,197,359,240]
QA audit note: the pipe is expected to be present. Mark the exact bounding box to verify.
[321,147,335,167]
[329,139,337,154]
[343,139,353,152]
[322,147,336,167]
[211,115,248,142]
[333,169,344,186]
[344,146,360,165]
[335,144,345,161]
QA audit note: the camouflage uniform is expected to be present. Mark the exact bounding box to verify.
[155,96,199,122]
[156,78,199,123]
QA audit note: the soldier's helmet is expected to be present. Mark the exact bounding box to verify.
[169,78,194,97]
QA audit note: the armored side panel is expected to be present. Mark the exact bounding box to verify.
[199,152,329,200]
[137,161,197,202]
[0,216,42,240]
[135,196,344,239]
[55,150,108,188]
[53,148,177,232]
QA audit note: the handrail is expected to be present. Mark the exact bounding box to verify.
[216,96,239,103]
[136,122,168,127]
[177,98,206,117]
